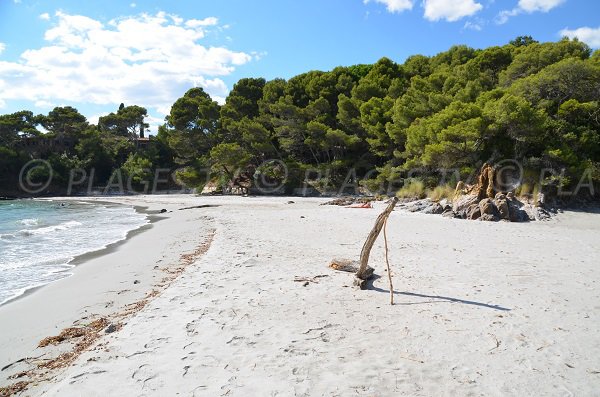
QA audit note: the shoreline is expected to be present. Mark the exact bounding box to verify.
[0,195,216,390]
[0,201,157,308]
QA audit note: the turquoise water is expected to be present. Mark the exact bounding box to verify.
[0,200,148,305]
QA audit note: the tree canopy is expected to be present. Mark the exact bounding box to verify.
[1,37,599,198]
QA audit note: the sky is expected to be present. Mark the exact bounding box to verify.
[1,0,599,133]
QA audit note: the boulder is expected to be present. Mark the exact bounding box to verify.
[453,194,479,214]
[494,198,510,220]
[442,209,461,219]
[479,198,497,216]
[533,207,552,221]
[422,202,444,214]
[466,204,481,220]
[479,213,500,222]
[404,199,432,213]
[507,198,529,222]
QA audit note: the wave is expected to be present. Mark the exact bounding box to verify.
[1,201,148,306]
[19,220,83,236]
[18,218,40,226]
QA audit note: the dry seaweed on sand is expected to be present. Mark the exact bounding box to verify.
[0,381,29,397]
[38,318,109,348]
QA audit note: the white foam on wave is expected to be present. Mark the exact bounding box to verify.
[18,218,40,226]
[1,202,149,305]
[19,220,83,236]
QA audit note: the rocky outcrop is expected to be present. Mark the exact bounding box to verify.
[454,163,497,200]
[394,165,559,222]
[477,163,497,200]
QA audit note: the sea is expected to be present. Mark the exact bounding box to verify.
[0,200,148,305]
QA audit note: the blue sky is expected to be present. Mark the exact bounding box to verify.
[1,0,599,132]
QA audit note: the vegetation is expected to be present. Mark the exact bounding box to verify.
[1,37,599,198]
[396,179,426,200]
[427,185,455,202]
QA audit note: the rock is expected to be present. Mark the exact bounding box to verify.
[534,207,552,221]
[422,202,444,214]
[495,197,510,220]
[466,204,481,220]
[507,199,528,222]
[479,198,497,216]
[506,191,515,200]
[536,192,546,207]
[477,163,497,200]
[287,200,295,204]
[133,280,140,285]
[404,199,432,213]
[105,324,118,334]
[159,209,167,213]
[442,210,459,218]
[479,213,499,222]
[453,194,479,213]
[322,198,353,206]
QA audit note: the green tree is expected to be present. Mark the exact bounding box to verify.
[40,106,88,139]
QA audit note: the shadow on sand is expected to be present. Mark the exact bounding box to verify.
[365,276,511,311]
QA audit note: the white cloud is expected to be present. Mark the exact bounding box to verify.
[0,43,5,55]
[39,13,50,21]
[463,21,482,31]
[185,17,219,28]
[87,114,103,125]
[560,26,600,48]
[518,0,565,12]
[497,0,565,24]
[496,9,519,24]
[363,0,414,13]
[130,3,136,8]
[423,0,483,22]
[34,100,54,108]
[0,11,253,117]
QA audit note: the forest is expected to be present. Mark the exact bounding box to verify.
[1,36,599,199]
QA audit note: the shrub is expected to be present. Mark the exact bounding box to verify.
[427,184,455,202]
[396,179,426,199]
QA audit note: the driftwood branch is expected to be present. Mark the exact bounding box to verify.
[330,198,399,290]
[355,197,399,288]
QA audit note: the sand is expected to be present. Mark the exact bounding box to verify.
[1,195,599,396]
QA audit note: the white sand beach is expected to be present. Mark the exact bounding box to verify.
[1,195,600,396]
